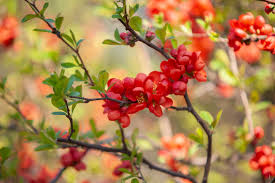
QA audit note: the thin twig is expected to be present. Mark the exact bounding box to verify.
[64,99,74,140]
[56,138,197,183]
[68,95,132,104]
[118,19,170,60]
[183,92,212,183]
[0,95,38,134]
[50,167,67,183]
[227,46,254,136]
[24,0,94,86]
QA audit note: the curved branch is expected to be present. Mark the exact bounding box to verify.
[24,0,94,86]
[56,138,197,183]
[118,19,170,60]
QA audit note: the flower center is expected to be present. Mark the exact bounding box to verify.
[136,93,145,103]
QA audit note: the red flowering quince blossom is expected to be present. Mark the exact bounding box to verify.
[228,12,275,54]
[102,44,206,128]
[60,148,87,171]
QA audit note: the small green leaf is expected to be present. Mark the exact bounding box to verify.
[40,2,49,16]
[102,39,120,45]
[70,30,77,44]
[35,144,54,151]
[0,147,11,163]
[61,33,74,45]
[61,62,76,68]
[131,178,139,183]
[199,111,214,125]
[129,16,142,33]
[76,39,85,47]
[21,14,37,23]
[112,14,122,19]
[129,4,139,17]
[55,16,64,30]
[211,110,223,128]
[155,23,167,44]
[52,111,67,116]
[114,28,122,42]
[33,29,52,33]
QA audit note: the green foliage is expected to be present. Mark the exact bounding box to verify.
[21,14,37,23]
[90,70,109,92]
[0,147,12,164]
[129,16,143,33]
[189,128,204,146]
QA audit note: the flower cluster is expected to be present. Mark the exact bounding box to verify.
[60,147,87,171]
[249,145,275,179]
[0,16,18,48]
[158,134,191,183]
[18,143,56,183]
[252,126,265,145]
[228,12,274,54]
[103,44,206,128]
[112,160,132,177]
[146,0,214,25]
[120,32,136,47]
[265,3,274,14]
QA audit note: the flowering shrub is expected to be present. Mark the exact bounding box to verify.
[0,0,274,183]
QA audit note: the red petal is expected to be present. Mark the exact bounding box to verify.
[127,103,146,114]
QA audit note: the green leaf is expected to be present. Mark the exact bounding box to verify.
[70,30,77,44]
[102,39,120,45]
[155,24,167,44]
[40,2,49,16]
[98,70,109,90]
[129,16,142,33]
[61,62,76,68]
[61,33,74,45]
[114,28,122,42]
[33,29,52,33]
[199,111,214,125]
[219,69,238,86]
[0,147,11,163]
[21,14,37,23]
[189,128,204,145]
[112,14,122,19]
[76,39,85,47]
[65,75,77,93]
[211,110,223,128]
[253,101,271,112]
[131,178,139,183]
[52,111,67,116]
[55,16,64,30]
[35,144,54,151]
[129,4,139,17]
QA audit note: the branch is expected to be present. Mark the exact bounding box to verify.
[24,0,94,86]
[0,95,38,134]
[118,122,128,151]
[118,20,170,60]
[257,0,275,5]
[56,138,197,183]
[64,99,74,140]
[183,92,212,183]
[68,95,133,104]
[50,167,67,183]
[227,46,254,136]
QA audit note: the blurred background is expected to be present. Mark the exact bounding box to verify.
[0,0,274,183]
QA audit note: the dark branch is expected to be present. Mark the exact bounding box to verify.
[0,95,38,134]
[56,138,197,183]
[118,19,170,60]
[68,95,133,104]
[64,99,74,140]
[184,92,212,183]
[50,167,67,183]
[24,0,94,86]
